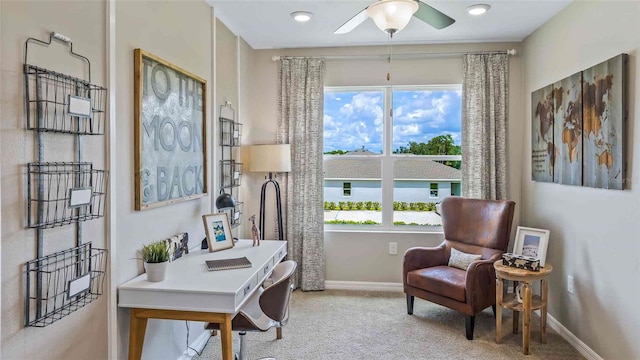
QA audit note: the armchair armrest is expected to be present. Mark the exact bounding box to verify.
[402,243,448,276]
[465,255,501,311]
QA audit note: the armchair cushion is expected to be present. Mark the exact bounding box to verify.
[406,266,466,302]
[448,248,482,271]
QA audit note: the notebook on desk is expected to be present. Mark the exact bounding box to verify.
[205,257,252,271]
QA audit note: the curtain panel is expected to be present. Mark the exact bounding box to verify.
[277,58,326,291]
[461,54,509,200]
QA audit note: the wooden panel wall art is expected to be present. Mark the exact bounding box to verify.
[134,49,208,210]
[553,72,582,186]
[530,54,627,190]
[531,85,554,182]
[582,55,627,189]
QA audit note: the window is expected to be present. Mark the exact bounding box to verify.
[343,182,352,197]
[430,183,439,198]
[324,86,462,230]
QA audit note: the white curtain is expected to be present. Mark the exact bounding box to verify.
[461,54,509,200]
[277,58,325,291]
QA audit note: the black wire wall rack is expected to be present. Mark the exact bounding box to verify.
[23,32,109,327]
[219,103,243,228]
[25,242,107,327]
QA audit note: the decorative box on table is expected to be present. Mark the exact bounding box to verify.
[501,252,541,271]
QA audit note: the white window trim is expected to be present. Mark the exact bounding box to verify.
[324,85,462,232]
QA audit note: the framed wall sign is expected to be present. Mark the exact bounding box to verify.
[134,49,207,210]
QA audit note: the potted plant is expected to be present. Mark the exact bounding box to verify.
[141,241,172,282]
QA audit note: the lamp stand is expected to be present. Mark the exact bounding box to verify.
[259,172,284,241]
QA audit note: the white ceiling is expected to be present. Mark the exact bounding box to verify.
[206,0,572,50]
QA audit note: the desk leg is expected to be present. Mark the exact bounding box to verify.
[496,278,503,343]
[220,313,233,360]
[512,281,519,334]
[129,309,148,360]
[541,279,548,344]
[522,282,532,355]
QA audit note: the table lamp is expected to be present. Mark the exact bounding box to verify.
[248,144,291,240]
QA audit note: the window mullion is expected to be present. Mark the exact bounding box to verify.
[381,87,394,229]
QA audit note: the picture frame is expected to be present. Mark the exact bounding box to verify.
[134,49,208,210]
[513,226,550,267]
[202,213,234,253]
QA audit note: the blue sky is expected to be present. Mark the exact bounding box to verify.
[323,89,462,153]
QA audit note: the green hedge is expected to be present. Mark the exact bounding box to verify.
[324,219,380,225]
[324,201,436,211]
[324,219,439,226]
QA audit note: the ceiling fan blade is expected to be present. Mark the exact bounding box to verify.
[414,1,455,30]
[334,7,369,34]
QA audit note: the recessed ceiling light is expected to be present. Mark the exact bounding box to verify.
[291,11,313,22]
[466,4,491,16]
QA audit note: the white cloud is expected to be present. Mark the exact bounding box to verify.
[393,124,420,136]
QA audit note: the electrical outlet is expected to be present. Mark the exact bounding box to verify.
[567,275,574,294]
[389,242,398,255]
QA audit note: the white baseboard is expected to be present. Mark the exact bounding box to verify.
[543,312,603,360]
[177,330,212,360]
[325,280,403,292]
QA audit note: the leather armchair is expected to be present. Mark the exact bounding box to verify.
[403,196,515,340]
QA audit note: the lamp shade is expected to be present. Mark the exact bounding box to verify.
[367,0,419,34]
[248,144,291,173]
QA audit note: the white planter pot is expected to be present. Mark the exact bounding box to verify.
[144,261,169,282]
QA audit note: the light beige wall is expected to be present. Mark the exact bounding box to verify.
[114,1,213,359]
[1,1,108,359]
[242,43,524,282]
[214,19,240,235]
[521,1,639,358]
[237,37,257,238]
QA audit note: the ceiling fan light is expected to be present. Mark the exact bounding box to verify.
[291,11,313,22]
[367,0,419,34]
[466,4,491,16]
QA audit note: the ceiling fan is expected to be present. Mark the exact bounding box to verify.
[334,0,455,36]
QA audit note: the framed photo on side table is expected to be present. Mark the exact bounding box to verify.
[202,213,234,252]
[513,226,550,266]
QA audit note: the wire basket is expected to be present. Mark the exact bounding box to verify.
[25,242,107,327]
[220,118,242,147]
[229,201,243,228]
[220,160,243,188]
[27,162,108,229]
[24,64,107,135]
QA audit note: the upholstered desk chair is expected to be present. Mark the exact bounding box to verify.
[403,196,515,340]
[207,260,297,360]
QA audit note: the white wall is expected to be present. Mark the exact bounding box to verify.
[114,1,213,359]
[237,37,257,238]
[521,1,640,359]
[1,1,108,358]
[241,43,524,281]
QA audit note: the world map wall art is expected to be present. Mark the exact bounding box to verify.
[531,54,628,190]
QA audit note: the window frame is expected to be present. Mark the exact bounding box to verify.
[429,183,439,199]
[342,182,352,197]
[324,85,462,232]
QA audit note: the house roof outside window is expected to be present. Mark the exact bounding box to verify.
[323,157,461,181]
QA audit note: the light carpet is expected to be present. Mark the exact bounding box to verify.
[198,290,584,360]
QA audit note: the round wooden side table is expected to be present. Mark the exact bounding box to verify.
[494,260,553,355]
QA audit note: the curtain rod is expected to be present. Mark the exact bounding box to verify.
[271,49,516,62]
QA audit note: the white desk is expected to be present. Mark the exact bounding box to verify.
[118,240,287,360]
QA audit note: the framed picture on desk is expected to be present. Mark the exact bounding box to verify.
[202,213,234,252]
